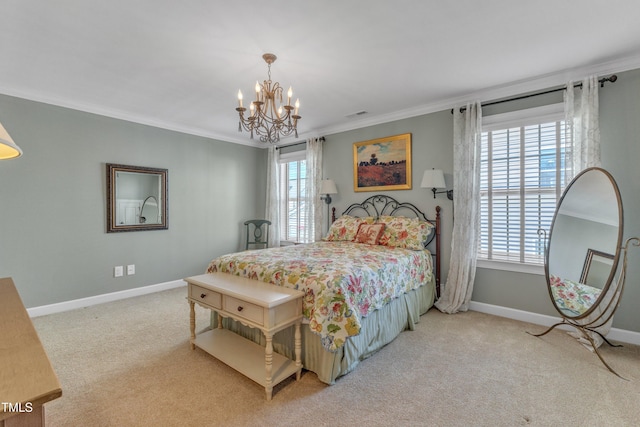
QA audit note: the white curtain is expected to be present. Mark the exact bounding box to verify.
[435,102,482,314]
[564,75,601,181]
[265,145,280,248]
[303,137,323,243]
[564,76,608,349]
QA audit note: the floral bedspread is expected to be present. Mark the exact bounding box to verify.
[549,274,602,317]
[206,241,433,351]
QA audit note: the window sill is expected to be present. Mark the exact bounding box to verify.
[476,259,545,276]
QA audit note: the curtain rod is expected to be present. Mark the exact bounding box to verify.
[275,137,325,150]
[453,74,618,114]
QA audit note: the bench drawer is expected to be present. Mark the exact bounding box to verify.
[224,296,264,325]
[190,284,222,309]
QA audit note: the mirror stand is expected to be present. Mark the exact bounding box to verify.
[529,237,640,379]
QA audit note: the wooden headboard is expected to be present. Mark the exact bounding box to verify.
[332,194,442,298]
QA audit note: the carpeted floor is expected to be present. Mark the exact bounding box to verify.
[32,286,640,426]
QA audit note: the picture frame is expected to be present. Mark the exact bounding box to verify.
[353,133,412,192]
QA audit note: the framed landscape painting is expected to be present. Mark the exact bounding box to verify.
[353,133,412,192]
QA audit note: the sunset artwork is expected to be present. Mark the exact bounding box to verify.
[353,133,412,192]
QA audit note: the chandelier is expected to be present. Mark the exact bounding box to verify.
[236,53,301,143]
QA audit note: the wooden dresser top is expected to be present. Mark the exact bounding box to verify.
[0,277,62,420]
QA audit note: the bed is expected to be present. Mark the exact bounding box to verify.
[205,195,441,384]
[549,274,602,317]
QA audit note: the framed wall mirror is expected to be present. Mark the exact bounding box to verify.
[106,163,168,232]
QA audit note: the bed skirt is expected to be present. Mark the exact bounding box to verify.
[208,278,436,385]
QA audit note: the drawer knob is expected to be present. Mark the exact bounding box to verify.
[200,293,207,299]
[237,306,244,312]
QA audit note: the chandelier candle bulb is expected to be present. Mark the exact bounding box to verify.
[287,86,292,105]
[238,90,243,108]
[294,99,300,116]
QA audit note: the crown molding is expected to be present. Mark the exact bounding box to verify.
[0,85,266,148]
[317,53,640,137]
[3,54,640,145]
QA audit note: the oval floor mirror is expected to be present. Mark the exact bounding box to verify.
[530,167,639,379]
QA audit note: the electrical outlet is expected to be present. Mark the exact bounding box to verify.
[114,266,124,277]
[127,264,135,275]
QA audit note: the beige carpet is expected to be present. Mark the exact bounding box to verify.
[32,286,640,426]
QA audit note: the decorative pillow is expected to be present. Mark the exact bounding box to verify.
[353,223,386,245]
[323,215,365,241]
[377,216,434,250]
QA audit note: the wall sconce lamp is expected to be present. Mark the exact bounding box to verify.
[0,121,22,160]
[320,179,338,204]
[320,179,338,230]
[421,169,453,200]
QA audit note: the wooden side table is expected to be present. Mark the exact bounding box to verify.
[185,273,303,400]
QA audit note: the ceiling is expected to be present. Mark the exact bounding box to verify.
[2,1,640,147]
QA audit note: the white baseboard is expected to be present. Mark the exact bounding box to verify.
[27,284,640,346]
[27,280,186,318]
[469,301,640,346]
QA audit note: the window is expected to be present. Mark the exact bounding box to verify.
[479,104,569,268]
[278,151,308,243]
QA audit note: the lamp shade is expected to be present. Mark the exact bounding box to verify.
[420,169,446,189]
[0,122,22,159]
[320,179,338,195]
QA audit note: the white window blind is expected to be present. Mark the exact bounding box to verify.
[278,155,308,243]
[479,105,569,265]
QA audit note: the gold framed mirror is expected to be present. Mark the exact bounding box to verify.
[545,167,622,320]
[106,163,168,232]
[531,167,640,378]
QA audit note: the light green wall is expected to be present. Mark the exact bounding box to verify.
[0,94,266,308]
[323,68,640,333]
[462,68,640,333]
[323,110,455,285]
[595,67,640,331]
[3,67,639,333]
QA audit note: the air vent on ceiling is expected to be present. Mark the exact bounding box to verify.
[346,111,368,119]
